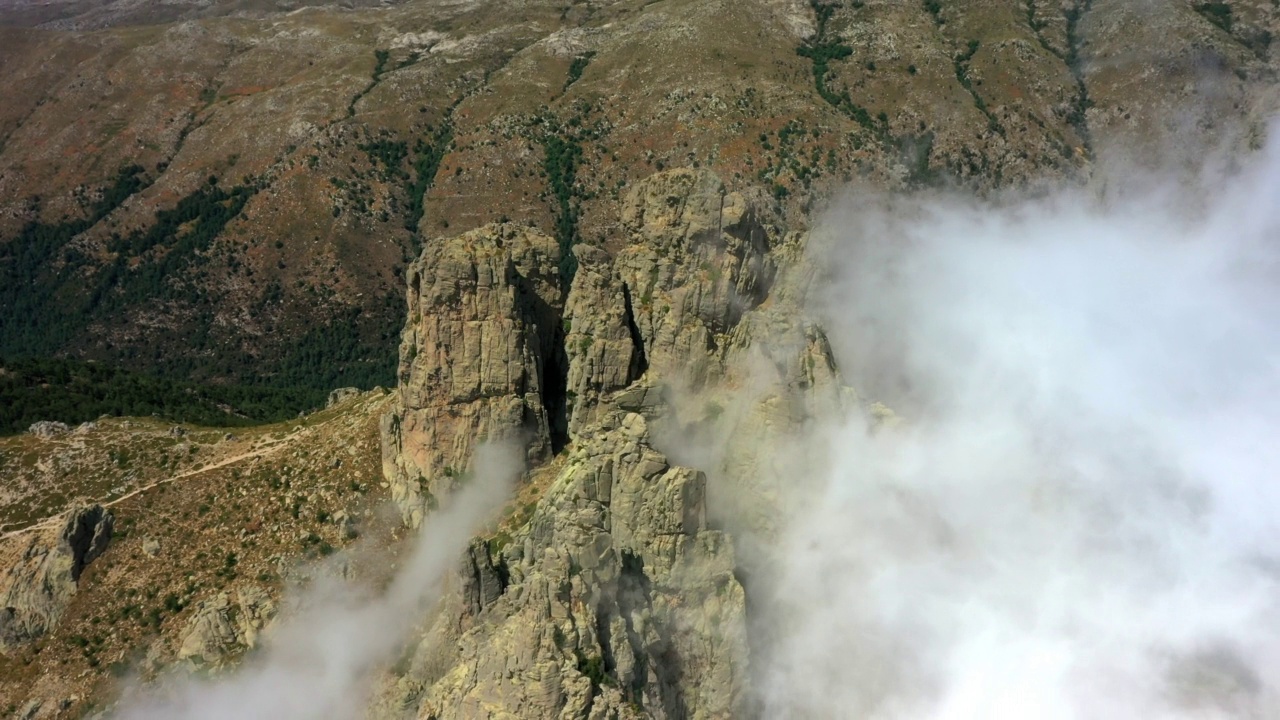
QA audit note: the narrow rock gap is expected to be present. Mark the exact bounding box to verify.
[595,603,616,676]
[734,564,768,719]
[620,282,649,381]
[544,314,571,454]
[618,550,651,702]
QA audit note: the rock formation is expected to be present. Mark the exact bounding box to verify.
[0,505,113,651]
[176,586,276,667]
[380,411,746,720]
[376,166,853,718]
[327,387,362,408]
[380,223,567,528]
[28,422,71,438]
[0,0,1273,709]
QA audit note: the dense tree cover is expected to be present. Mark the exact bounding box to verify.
[1194,2,1232,32]
[0,358,310,435]
[540,127,584,283]
[795,10,876,133]
[104,178,258,303]
[791,0,941,188]
[951,39,1001,134]
[0,167,401,433]
[373,49,391,79]
[403,119,455,240]
[359,137,409,182]
[347,48,393,117]
[269,302,399,397]
[1,172,260,357]
[0,165,153,354]
[0,301,400,436]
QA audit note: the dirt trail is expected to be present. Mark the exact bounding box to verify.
[0,435,294,540]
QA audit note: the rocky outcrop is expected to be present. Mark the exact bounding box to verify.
[711,233,859,547]
[562,244,648,436]
[62,506,113,579]
[612,169,775,385]
[0,505,113,651]
[28,422,70,438]
[176,585,276,667]
[176,595,242,666]
[381,223,567,527]
[326,387,361,407]
[375,168,864,719]
[385,411,746,720]
[560,169,778,437]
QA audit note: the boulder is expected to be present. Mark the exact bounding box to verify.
[28,422,69,438]
[177,585,276,666]
[327,387,361,407]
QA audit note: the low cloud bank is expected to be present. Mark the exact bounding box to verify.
[755,130,1280,717]
[115,443,520,720]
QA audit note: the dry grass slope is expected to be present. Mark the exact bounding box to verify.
[0,391,396,718]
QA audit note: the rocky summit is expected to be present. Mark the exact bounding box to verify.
[0,0,1277,718]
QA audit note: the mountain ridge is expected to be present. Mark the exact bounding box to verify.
[2,0,1271,418]
[0,0,1277,717]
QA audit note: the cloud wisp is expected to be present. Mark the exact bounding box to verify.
[753,128,1280,718]
[115,442,521,720]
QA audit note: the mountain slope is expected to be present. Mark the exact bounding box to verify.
[0,0,1278,718]
[1,0,1272,416]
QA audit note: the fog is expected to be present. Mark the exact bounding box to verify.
[750,129,1280,717]
[114,442,520,720]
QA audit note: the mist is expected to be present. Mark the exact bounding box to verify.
[752,130,1280,717]
[113,442,521,720]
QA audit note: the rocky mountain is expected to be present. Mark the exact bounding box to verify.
[0,0,1278,718]
[364,157,891,718]
[1,0,1273,411]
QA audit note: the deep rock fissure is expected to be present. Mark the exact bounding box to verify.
[544,319,571,454]
[620,282,650,381]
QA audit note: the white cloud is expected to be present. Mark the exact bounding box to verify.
[752,125,1280,718]
[115,442,520,720]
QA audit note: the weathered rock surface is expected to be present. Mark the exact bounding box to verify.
[612,169,775,386]
[381,223,566,527]
[0,0,1273,710]
[327,387,362,407]
[382,411,746,720]
[562,243,648,437]
[384,169,784,524]
[176,585,276,667]
[710,232,860,549]
[374,167,831,720]
[28,422,70,438]
[560,169,778,438]
[0,505,113,650]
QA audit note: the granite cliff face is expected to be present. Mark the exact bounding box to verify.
[381,223,567,529]
[374,165,858,717]
[381,167,787,522]
[379,412,746,719]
